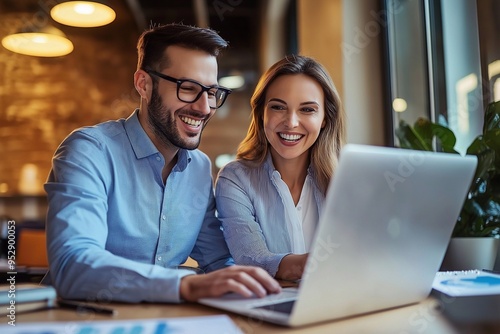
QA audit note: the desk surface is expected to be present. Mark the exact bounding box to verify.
[12,296,500,334]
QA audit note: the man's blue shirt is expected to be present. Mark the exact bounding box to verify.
[43,109,233,303]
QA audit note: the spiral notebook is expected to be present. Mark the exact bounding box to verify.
[432,270,500,323]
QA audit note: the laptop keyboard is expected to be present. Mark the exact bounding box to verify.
[254,300,296,314]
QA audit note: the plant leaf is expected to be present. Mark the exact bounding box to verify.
[483,128,500,170]
[395,118,457,152]
[428,122,457,153]
[395,120,431,151]
[483,100,500,132]
[395,101,500,237]
[456,197,500,237]
[467,137,494,189]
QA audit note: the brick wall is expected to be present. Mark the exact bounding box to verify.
[0,12,139,197]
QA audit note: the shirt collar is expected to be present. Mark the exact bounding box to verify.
[174,150,191,171]
[264,151,314,179]
[124,109,191,171]
[263,152,278,178]
[125,109,159,159]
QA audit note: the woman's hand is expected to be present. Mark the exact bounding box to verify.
[275,253,308,281]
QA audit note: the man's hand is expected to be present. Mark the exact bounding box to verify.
[179,265,281,302]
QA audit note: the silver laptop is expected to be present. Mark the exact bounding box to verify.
[200,144,478,327]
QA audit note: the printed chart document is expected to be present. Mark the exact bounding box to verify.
[0,315,243,334]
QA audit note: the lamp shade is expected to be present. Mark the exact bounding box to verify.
[1,25,74,57]
[50,1,116,27]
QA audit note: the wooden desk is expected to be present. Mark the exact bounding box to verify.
[12,296,499,334]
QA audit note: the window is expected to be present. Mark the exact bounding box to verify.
[384,0,499,153]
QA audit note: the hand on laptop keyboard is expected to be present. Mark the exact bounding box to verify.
[179,265,282,301]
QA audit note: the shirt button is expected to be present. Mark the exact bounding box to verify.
[157,256,162,261]
[162,215,166,220]
[297,206,302,211]
[156,156,161,161]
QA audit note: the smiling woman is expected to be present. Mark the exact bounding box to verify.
[215,55,346,281]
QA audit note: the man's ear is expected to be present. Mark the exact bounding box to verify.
[134,69,151,101]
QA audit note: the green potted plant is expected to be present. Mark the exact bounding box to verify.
[396,101,500,270]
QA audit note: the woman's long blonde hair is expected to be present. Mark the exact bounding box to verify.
[237,55,346,195]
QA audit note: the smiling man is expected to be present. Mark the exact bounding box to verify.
[43,23,281,303]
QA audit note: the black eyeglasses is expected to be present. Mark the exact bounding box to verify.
[145,69,232,109]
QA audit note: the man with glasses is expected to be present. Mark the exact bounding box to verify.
[43,23,281,303]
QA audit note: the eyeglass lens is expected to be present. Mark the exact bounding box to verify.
[178,81,228,109]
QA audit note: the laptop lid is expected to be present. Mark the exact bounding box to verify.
[200,144,478,327]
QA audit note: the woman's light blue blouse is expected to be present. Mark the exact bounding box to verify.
[215,154,324,276]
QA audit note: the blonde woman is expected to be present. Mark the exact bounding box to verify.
[215,55,346,280]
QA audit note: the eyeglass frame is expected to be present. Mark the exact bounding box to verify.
[144,69,232,109]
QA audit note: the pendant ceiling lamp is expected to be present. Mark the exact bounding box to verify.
[1,25,74,57]
[50,1,116,28]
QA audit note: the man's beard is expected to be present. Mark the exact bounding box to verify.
[147,86,206,150]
